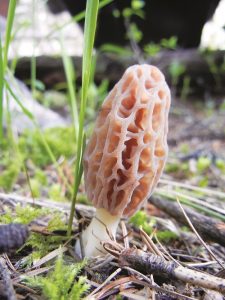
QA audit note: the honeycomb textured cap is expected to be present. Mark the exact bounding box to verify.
[83,64,171,217]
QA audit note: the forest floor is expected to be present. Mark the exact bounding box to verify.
[1,89,225,300]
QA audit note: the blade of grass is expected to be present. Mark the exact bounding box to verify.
[61,39,79,140]
[0,36,4,139]
[3,0,17,71]
[0,0,17,138]
[67,0,99,236]
[31,0,36,97]
[31,48,36,97]
[4,79,34,120]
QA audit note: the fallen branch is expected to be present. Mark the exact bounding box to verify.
[149,196,225,247]
[118,248,225,293]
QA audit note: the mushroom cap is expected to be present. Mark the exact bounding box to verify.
[83,64,171,217]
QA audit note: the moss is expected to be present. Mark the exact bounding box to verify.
[216,159,225,174]
[24,254,89,300]
[0,163,20,191]
[19,127,76,167]
[198,176,209,187]
[22,211,67,260]
[77,194,91,205]
[40,90,68,110]
[165,162,179,173]
[179,143,190,155]
[25,233,67,258]
[30,178,42,198]
[0,140,21,191]
[34,169,48,185]
[129,210,155,235]
[48,184,64,202]
[0,204,49,225]
[197,157,211,173]
[46,213,67,232]
[156,230,178,243]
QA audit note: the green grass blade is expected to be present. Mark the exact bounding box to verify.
[31,0,36,97]
[4,79,35,120]
[67,0,99,236]
[31,52,36,96]
[61,41,79,140]
[0,0,17,138]
[3,0,17,71]
[81,2,99,103]
[0,36,4,139]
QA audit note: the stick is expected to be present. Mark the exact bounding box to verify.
[149,196,225,247]
[119,248,225,293]
[0,257,17,300]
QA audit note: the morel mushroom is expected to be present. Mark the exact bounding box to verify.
[79,64,171,257]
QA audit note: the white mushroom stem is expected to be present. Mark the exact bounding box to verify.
[78,208,120,257]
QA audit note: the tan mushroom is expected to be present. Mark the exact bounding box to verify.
[78,64,171,257]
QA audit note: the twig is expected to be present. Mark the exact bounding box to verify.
[203,290,224,300]
[121,221,129,249]
[176,197,224,269]
[0,257,17,300]
[119,248,225,293]
[103,241,123,257]
[90,276,134,299]
[123,266,195,300]
[13,282,37,294]
[30,246,67,270]
[2,254,19,274]
[139,228,163,257]
[90,254,113,271]
[153,234,182,266]
[150,275,156,300]
[14,266,52,281]
[88,267,122,297]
